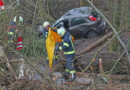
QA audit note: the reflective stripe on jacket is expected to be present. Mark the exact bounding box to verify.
[7,21,17,43]
[59,32,75,55]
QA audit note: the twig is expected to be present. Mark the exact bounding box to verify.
[70,30,124,86]
[25,0,38,55]
[0,59,24,64]
[24,58,57,89]
[3,51,18,80]
[110,50,125,74]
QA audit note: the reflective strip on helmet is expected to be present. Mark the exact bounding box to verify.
[8,32,14,35]
[59,47,62,50]
[63,43,69,47]
[70,70,75,74]
[64,50,75,54]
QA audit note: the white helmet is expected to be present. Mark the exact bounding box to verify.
[57,27,66,36]
[43,21,50,28]
[13,16,17,22]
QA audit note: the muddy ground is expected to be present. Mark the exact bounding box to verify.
[0,30,130,90]
[74,30,130,72]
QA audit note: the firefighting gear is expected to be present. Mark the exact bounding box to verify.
[57,27,66,36]
[19,16,23,22]
[63,71,70,80]
[46,27,63,69]
[58,32,75,55]
[56,30,76,81]
[45,26,73,68]
[65,54,75,79]
[67,73,76,82]
[55,46,59,51]
[16,30,23,50]
[43,26,59,66]
[43,21,50,28]
[7,21,17,43]
[13,16,23,23]
[13,16,17,22]
[7,17,23,51]
[43,27,57,39]
[42,28,48,39]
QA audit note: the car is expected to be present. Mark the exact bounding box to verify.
[51,7,107,38]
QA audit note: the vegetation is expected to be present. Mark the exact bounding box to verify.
[0,0,130,89]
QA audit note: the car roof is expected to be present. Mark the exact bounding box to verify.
[61,7,93,19]
[52,7,93,27]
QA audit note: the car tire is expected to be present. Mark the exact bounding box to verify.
[87,31,98,38]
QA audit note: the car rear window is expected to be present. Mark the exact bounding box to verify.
[70,17,86,26]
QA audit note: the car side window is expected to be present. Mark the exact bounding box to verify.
[55,19,69,29]
[70,17,86,26]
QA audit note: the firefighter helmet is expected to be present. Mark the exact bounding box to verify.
[43,21,50,28]
[57,27,66,36]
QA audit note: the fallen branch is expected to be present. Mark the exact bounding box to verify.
[73,30,124,85]
[78,32,113,55]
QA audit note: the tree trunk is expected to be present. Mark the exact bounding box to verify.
[78,32,113,55]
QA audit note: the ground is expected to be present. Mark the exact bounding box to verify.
[0,30,130,90]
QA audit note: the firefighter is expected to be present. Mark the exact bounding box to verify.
[42,21,50,39]
[42,21,58,64]
[7,16,24,79]
[7,16,23,50]
[7,17,17,46]
[55,27,76,82]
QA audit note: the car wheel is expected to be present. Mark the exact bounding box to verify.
[87,31,98,38]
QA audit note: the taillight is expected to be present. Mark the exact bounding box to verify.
[88,16,97,21]
[0,0,4,6]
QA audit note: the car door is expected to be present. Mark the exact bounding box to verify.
[54,19,69,29]
[69,17,88,38]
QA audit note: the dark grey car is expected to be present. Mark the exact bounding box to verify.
[52,7,107,38]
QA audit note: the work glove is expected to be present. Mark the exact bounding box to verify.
[55,46,59,51]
